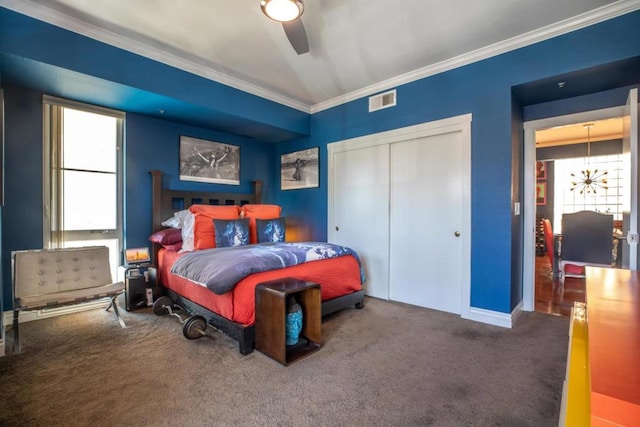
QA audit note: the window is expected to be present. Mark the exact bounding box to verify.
[43,96,124,279]
[553,154,624,232]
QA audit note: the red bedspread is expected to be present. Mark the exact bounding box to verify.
[158,248,362,326]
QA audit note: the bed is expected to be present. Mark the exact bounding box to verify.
[149,170,365,354]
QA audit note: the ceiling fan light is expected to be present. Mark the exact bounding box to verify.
[261,0,303,22]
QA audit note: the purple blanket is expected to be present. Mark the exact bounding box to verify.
[170,242,363,294]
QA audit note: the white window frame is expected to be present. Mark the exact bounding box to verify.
[42,95,124,278]
[553,154,625,232]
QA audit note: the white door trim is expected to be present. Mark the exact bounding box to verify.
[623,88,639,270]
[328,113,472,319]
[328,113,472,154]
[522,106,624,311]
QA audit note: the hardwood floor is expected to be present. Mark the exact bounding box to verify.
[534,255,586,317]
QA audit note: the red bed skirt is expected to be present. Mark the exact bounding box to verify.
[158,248,363,326]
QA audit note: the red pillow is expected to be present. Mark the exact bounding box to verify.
[161,242,183,252]
[241,204,282,244]
[189,205,241,250]
[148,228,182,245]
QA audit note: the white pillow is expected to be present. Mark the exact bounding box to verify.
[173,209,194,252]
[161,215,181,229]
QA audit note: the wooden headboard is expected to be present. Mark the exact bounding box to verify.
[149,170,262,262]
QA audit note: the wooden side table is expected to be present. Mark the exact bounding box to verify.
[255,278,321,365]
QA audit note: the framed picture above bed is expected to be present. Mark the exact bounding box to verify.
[281,147,319,190]
[179,136,240,185]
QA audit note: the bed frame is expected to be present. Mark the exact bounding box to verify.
[149,170,365,354]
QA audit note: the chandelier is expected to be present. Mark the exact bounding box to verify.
[570,123,608,195]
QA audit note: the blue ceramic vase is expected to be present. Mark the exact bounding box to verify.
[286,297,303,346]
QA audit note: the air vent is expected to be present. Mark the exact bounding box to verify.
[369,89,397,112]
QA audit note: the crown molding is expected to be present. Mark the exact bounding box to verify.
[0,0,312,113]
[2,0,639,116]
[310,0,640,113]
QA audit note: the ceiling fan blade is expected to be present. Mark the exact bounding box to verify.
[282,19,309,55]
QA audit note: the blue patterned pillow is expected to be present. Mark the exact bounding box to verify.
[256,217,286,243]
[213,218,250,247]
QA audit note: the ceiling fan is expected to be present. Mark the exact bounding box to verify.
[260,0,310,55]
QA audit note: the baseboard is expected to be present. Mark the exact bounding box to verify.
[510,300,524,325]
[2,299,111,327]
[463,301,523,328]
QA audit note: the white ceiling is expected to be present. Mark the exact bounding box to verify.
[2,0,639,113]
[536,118,624,147]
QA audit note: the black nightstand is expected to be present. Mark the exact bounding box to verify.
[124,265,155,311]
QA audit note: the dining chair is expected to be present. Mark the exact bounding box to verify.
[542,219,557,276]
[558,210,616,280]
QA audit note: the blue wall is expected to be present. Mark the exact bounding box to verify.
[0,7,309,139]
[1,8,640,315]
[524,84,640,122]
[0,77,3,330]
[124,113,276,250]
[2,85,44,309]
[511,93,524,309]
[275,11,640,314]
[1,85,276,307]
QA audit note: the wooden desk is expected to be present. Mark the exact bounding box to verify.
[562,268,640,426]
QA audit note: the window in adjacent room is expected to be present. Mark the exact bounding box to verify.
[43,96,124,280]
[553,154,624,233]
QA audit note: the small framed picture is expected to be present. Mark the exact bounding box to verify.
[281,147,319,190]
[536,182,547,205]
[179,136,240,185]
[124,247,151,266]
[536,161,546,180]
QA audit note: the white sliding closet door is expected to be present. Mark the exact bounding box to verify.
[330,145,390,299]
[389,131,465,314]
[329,114,471,316]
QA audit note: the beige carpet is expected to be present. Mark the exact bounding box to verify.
[0,297,569,426]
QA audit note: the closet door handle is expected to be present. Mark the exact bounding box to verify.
[336,226,340,231]
[454,231,461,237]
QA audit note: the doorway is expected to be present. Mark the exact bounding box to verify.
[523,106,625,312]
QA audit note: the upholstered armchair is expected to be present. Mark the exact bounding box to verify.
[558,210,616,280]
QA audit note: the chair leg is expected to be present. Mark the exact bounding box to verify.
[106,295,126,329]
[12,309,21,355]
